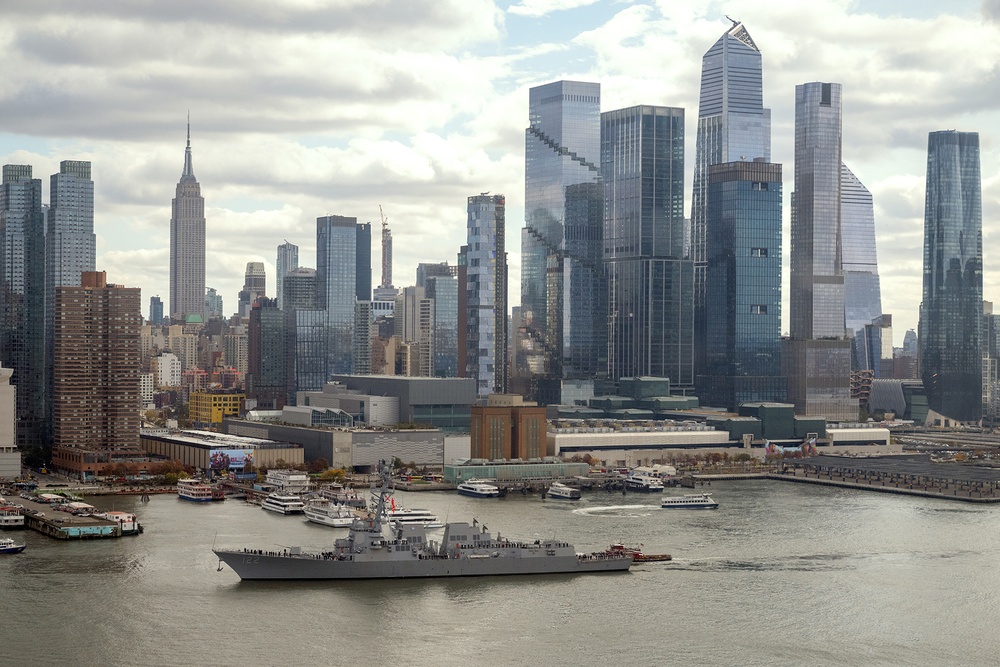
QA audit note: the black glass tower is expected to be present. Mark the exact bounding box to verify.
[919,130,983,424]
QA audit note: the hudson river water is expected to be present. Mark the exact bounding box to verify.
[3,480,1000,666]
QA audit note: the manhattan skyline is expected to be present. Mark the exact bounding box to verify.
[2,1,999,344]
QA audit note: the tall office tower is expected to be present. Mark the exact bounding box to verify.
[919,130,983,424]
[281,267,321,401]
[0,165,46,445]
[52,271,140,450]
[149,295,164,325]
[841,163,883,368]
[316,216,363,376]
[169,121,206,323]
[602,106,690,388]
[248,297,286,409]
[859,314,893,379]
[353,301,373,375]
[379,214,393,289]
[701,160,785,410]
[521,80,603,403]
[426,274,459,377]
[237,261,266,318]
[466,194,508,395]
[46,159,96,444]
[691,21,771,377]
[416,262,452,288]
[786,82,857,420]
[356,222,372,303]
[393,286,433,376]
[275,241,298,310]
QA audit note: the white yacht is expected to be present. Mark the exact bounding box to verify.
[545,482,582,500]
[456,479,501,498]
[623,470,664,493]
[661,493,719,509]
[304,499,355,527]
[385,507,442,528]
[260,493,306,515]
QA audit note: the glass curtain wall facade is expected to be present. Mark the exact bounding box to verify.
[786,82,857,420]
[248,297,286,409]
[0,165,46,445]
[467,194,508,395]
[919,130,983,423]
[316,216,360,377]
[691,22,771,378]
[521,80,604,402]
[841,163,883,369]
[426,275,459,378]
[275,241,298,310]
[169,124,206,323]
[702,160,785,410]
[601,105,691,387]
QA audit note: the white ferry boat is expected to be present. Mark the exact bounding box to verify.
[661,493,719,509]
[456,479,501,498]
[177,479,225,502]
[545,482,582,500]
[0,537,25,554]
[623,472,664,493]
[261,493,306,515]
[385,507,442,528]
[93,511,143,535]
[304,499,355,527]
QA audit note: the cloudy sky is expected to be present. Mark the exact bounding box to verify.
[2,0,999,344]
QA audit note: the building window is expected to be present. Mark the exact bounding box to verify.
[752,182,769,191]
[751,304,767,315]
[750,247,768,257]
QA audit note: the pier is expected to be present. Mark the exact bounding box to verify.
[768,455,1000,503]
[13,494,134,539]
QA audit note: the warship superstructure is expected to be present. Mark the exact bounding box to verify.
[214,460,632,580]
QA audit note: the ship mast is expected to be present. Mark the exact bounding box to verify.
[371,459,394,525]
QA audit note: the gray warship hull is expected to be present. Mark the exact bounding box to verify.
[214,548,630,580]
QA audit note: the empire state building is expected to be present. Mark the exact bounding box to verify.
[169,119,206,322]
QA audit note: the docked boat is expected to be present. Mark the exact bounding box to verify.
[545,482,582,500]
[605,543,672,563]
[92,511,143,535]
[456,479,501,498]
[385,507,442,528]
[304,499,355,527]
[623,471,664,493]
[214,459,633,580]
[0,537,25,554]
[260,493,306,515]
[661,493,719,509]
[177,479,225,502]
[0,504,25,528]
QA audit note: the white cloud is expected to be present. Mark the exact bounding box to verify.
[508,0,602,18]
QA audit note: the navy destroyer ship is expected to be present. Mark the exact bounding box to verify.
[213,460,632,580]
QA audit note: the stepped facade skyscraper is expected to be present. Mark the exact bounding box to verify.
[0,164,46,445]
[919,130,983,424]
[786,82,857,420]
[601,105,691,388]
[691,21,771,376]
[169,120,206,323]
[520,80,605,403]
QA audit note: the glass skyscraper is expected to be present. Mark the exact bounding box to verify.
[702,160,785,410]
[275,241,298,310]
[601,105,691,387]
[841,163,883,368]
[919,130,983,424]
[426,275,458,378]
[520,80,604,402]
[0,164,46,445]
[316,215,362,377]
[467,194,508,395]
[691,21,771,376]
[786,82,857,420]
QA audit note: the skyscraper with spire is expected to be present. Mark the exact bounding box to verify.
[691,21,771,376]
[169,117,206,323]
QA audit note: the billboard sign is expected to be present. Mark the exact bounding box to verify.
[210,448,254,470]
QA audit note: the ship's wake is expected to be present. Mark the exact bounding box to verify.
[572,504,658,518]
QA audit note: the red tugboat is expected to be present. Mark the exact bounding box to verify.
[606,543,672,563]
